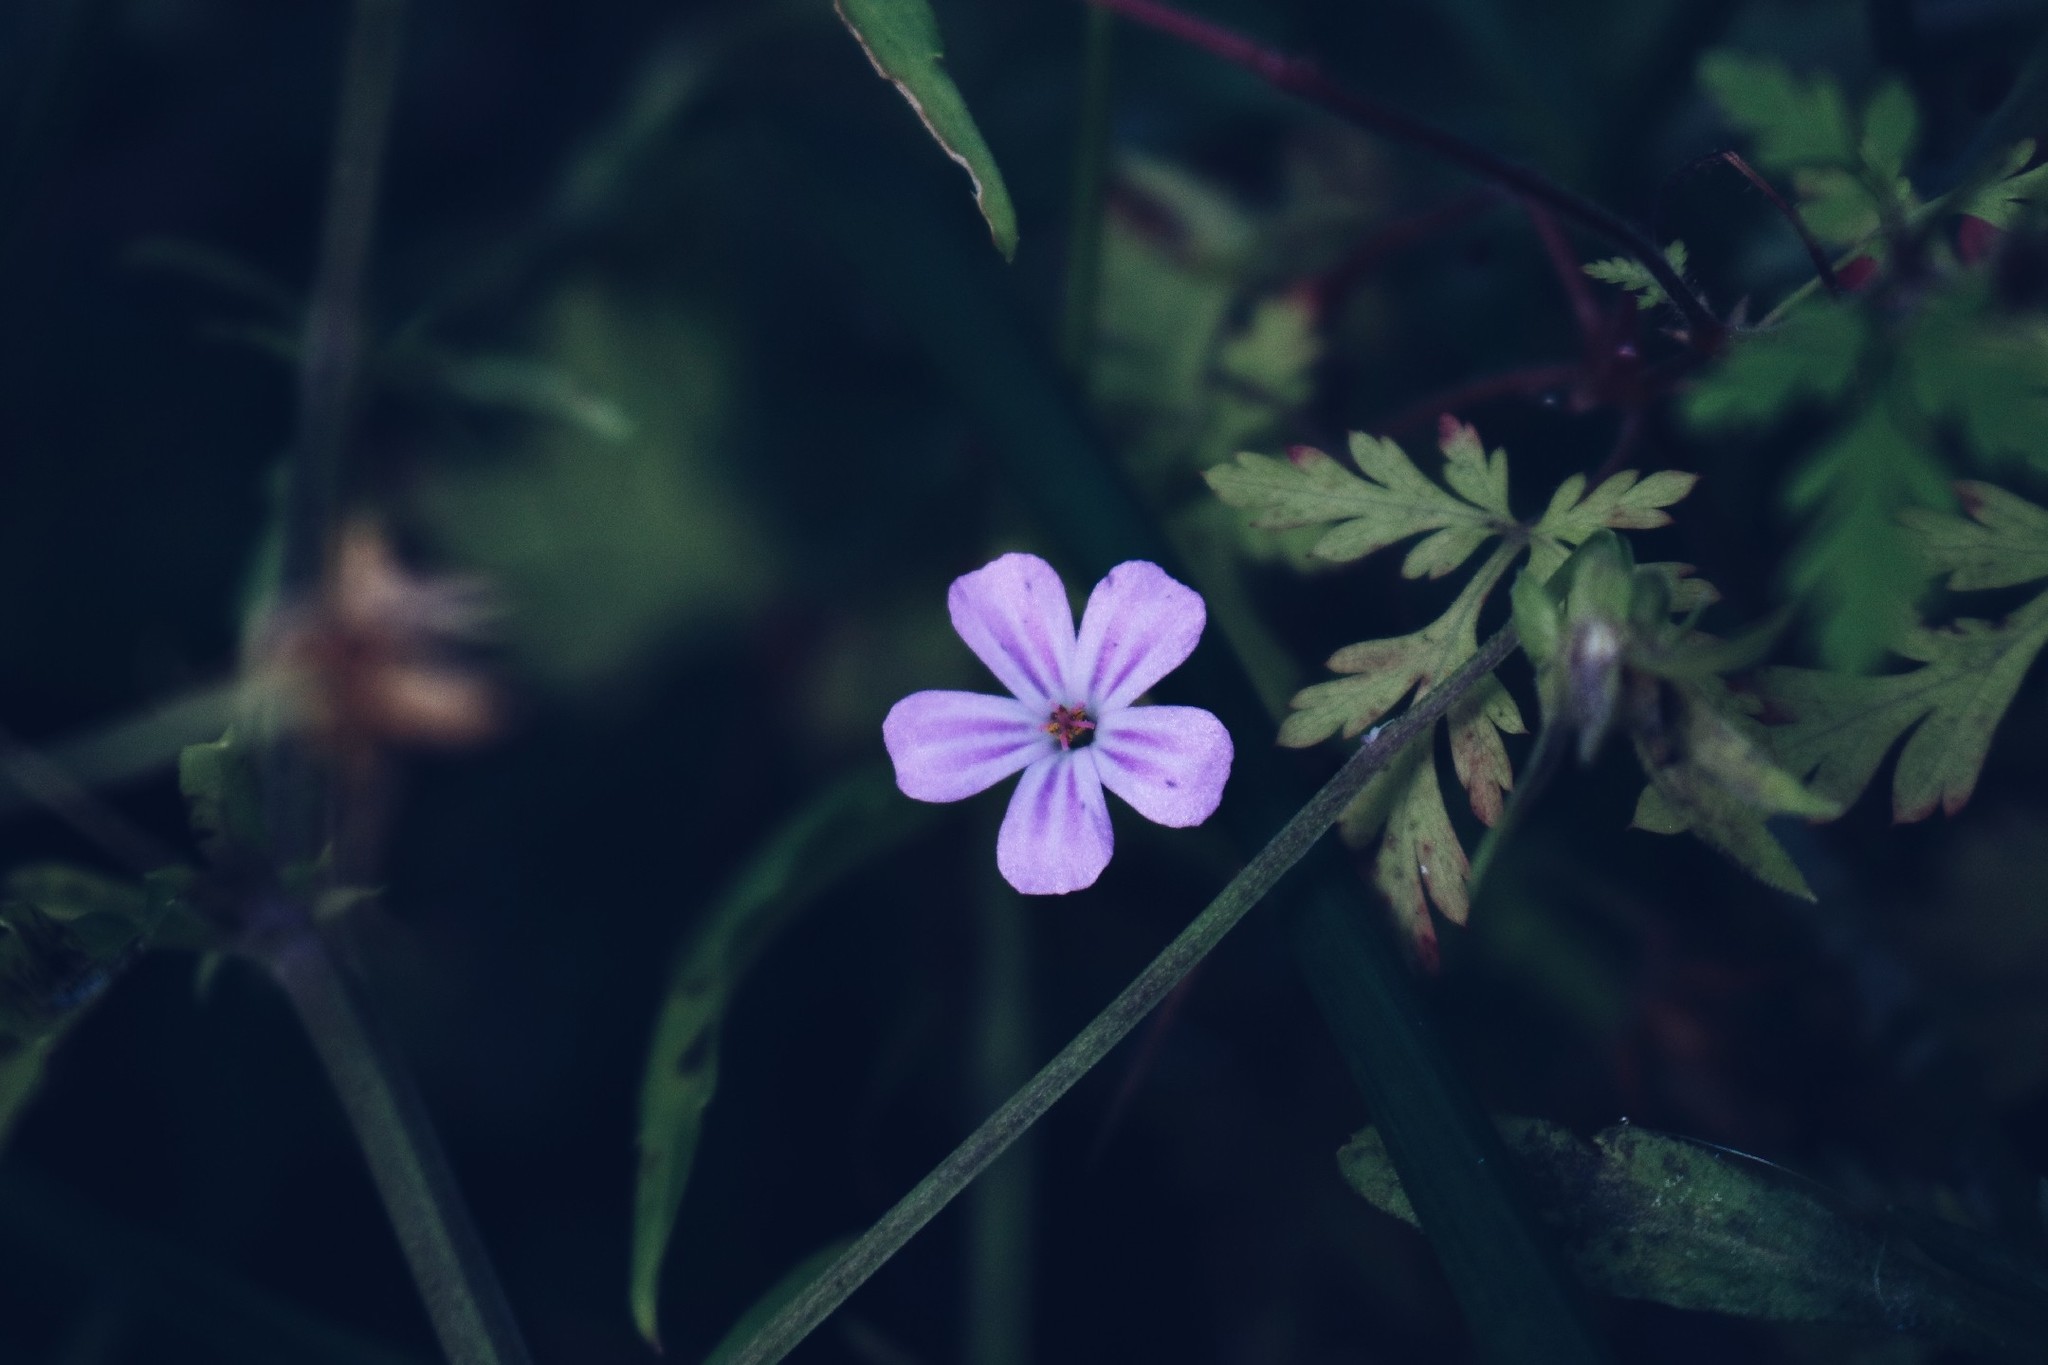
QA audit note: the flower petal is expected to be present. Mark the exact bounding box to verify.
[1070,561,1206,712]
[1093,705,1232,828]
[997,752,1114,894]
[883,690,1048,802]
[948,554,1077,709]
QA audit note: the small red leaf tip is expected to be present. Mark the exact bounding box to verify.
[1412,921,1442,974]
[1957,215,2004,267]
[1837,254,1881,293]
[1286,443,1324,467]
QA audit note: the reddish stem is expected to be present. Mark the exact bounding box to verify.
[1662,151,1842,298]
[1312,188,1501,316]
[1520,199,1608,367]
[1089,0,1723,349]
[1377,361,1583,437]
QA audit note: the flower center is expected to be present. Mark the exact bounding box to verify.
[1043,702,1096,750]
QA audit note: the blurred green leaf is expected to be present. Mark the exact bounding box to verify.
[1697,53,1856,170]
[832,0,1017,260]
[1960,141,2048,229]
[416,282,776,691]
[1903,287,2048,472]
[397,346,636,443]
[1860,80,1919,181]
[1783,403,1949,670]
[1340,1117,2048,1359]
[0,864,178,1147]
[631,769,937,1348]
[1685,302,1868,430]
[1581,240,1688,310]
[178,729,267,863]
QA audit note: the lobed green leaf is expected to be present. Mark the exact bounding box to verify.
[1684,302,1868,430]
[1902,288,2048,472]
[1205,422,1512,571]
[1960,141,2048,230]
[1782,403,1949,671]
[1905,480,2048,589]
[1529,470,1699,583]
[1697,52,1856,171]
[1760,591,2048,822]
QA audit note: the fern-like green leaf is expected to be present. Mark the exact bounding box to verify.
[1902,285,2048,472]
[1205,420,1513,572]
[1583,241,1689,310]
[1286,544,1523,748]
[1528,470,1700,581]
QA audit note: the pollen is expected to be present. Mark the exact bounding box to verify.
[1043,703,1097,750]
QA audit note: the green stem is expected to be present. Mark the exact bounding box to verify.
[1058,5,1116,373]
[963,879,1034,1365]
[257,910,533,1365]
[722,625,1521,1365]
[282,0,405,597]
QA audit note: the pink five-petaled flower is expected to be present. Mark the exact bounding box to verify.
[883,554,1233,895]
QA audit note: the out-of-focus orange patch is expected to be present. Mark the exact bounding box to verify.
[259,522,500,766]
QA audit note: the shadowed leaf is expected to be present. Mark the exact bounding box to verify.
[1340,1117,2048,1360]
[0,865,183,1148]
[1629,682,1835,900]
[631,769,936,1348]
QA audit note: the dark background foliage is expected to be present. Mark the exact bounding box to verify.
[3,0,2048,1361]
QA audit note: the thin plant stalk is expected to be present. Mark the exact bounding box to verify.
[257,910,533,1365]
[1059,5,1117,373]
[257,3,535,1362]
[720,626,1521,1365]
[963,880,1035,1365]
